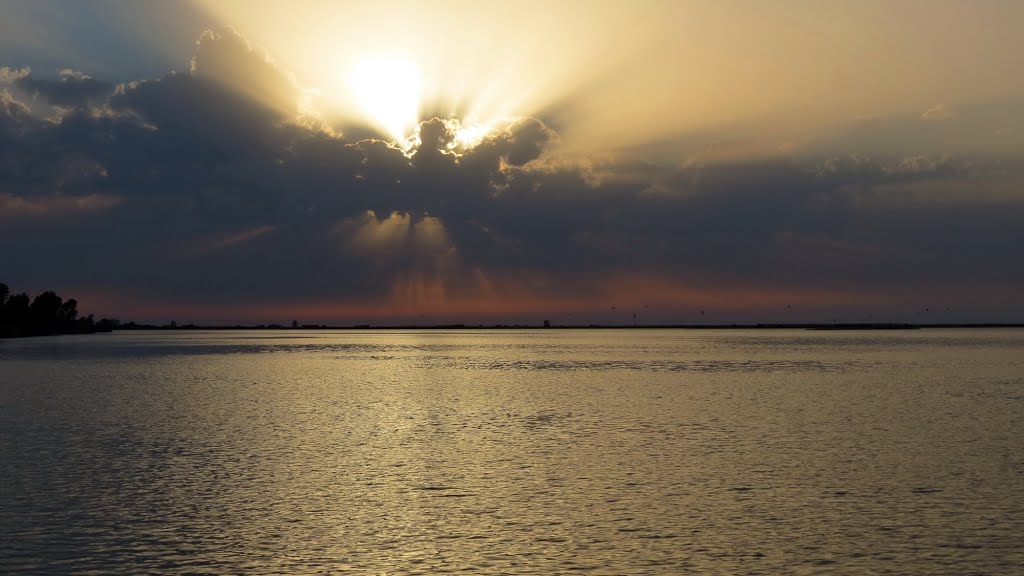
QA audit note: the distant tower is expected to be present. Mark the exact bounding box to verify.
[292,320,298,329]
[543,319,550,328]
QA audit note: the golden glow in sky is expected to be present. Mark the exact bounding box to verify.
[186,0,1024,157]
[347,55,423,141]
[186,0,649,148]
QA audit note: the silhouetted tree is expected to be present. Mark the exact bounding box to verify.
[95,318,119,332]
[0,282,8,326]
[3,293,31,337]
[0,283,111,337]
[31,291,63,335]
[60,299,79,324]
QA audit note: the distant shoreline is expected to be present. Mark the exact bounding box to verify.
[108,322,1024,331]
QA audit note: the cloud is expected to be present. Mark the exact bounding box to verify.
[885,155,962,178]
[189,27,300,113]
[0,28,1022,322]
[0,193,121,217]
[921,103,954,121]
[0,89,33,128]
[203,224,277,251]
[815,154,968,182]
[12,68,112,109]
[0,66,31,83]
[817,98,1024,159]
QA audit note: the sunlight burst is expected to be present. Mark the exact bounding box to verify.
[348,55,423,142]
[451,120,496,150]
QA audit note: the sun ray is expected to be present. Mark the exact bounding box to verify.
[347,55,423,141]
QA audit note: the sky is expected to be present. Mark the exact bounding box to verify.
[1,0,1022,325]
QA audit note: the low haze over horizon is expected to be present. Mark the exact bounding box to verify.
[2,0,1023,325]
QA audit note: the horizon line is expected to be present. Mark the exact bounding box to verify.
[109,322,1024,331]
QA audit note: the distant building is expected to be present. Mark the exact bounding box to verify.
[543,320,550,328]
[292,320,298,328]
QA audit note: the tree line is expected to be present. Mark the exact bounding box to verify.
[0,283,118,338]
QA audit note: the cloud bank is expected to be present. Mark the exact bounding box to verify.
[1,29,1022,323]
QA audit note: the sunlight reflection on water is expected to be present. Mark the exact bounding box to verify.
[2,329,1023,574]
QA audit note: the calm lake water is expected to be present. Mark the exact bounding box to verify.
[2,329,1022,574]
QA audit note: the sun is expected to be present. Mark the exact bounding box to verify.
[347,55,423,142]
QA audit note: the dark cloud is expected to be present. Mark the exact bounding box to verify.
[0,88,33,133]
[1,29,1022,322]
[815,154,969,182]
[12,68,112,109]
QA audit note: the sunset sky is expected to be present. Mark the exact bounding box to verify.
[2,0,1022,324]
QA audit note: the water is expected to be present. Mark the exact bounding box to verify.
[2,329,1022,574]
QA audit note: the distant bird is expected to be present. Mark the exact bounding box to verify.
[611,306,616,310]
